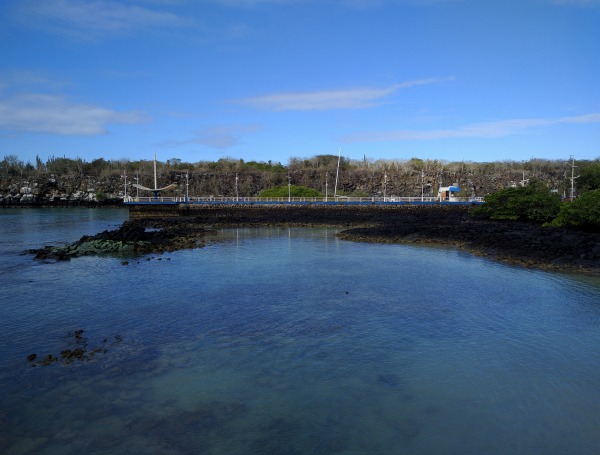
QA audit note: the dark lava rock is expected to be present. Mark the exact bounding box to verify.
[28,331,121,367]
[27,218,213,260]
[26,205,600,271]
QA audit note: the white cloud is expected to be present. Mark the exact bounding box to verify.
[16,0,192,37]
[0,94,148,135]
[159,124,262,149]
[235,78,451,111]
[342,113,600,143]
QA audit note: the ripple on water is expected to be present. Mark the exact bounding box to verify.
[2,220,600,455]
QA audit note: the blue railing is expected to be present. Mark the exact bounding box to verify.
[124,196,484,205]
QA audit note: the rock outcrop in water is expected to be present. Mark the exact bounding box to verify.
[28,218,215,260]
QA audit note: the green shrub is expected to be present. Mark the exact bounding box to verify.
[547,189,600,232]
[259,185,323,198]
[95,191,107,202]
[471,181,561,223]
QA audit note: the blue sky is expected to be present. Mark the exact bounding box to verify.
[1,0,599,165]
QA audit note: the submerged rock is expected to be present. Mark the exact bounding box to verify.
[27,330,122,367]
[378,373,402,387]
[397,418,422,439]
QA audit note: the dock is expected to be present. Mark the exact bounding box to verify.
[126,197,481,220]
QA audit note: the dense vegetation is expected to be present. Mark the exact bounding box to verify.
[2,154,598,200]
[548,189,600,232]
[471,181,562,223]
[259,185,323,198]
[471,178,600,231]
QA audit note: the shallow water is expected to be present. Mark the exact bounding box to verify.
[1,209,600,454]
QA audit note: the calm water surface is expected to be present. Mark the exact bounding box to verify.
[1,208,600,454]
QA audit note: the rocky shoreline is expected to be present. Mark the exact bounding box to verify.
[338,219,600,272]
[28,204,600,272]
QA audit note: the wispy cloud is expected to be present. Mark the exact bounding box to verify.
[547,0,600,6]
[210,0,456,6]
[15,0,193,37]
[211,0,301,5]
[342,113,600,143]
[235,78,452,111]
[158,124,262,149]
[0,94,148,135]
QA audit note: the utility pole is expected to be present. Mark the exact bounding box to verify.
[325,172,328,202]
[153,151,158,190]
[185,170,189,203]
[287,174,291,202]
[383,171,387,202]
[567,155,579,200]
[235,172,239,202]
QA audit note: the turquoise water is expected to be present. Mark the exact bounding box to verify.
[1,209,600,454]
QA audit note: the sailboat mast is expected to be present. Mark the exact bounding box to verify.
[334,147,341,197]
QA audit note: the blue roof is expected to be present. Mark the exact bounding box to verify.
[448,186,461,192]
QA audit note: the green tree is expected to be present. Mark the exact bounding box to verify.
[472,181,561,223]
[548,189,600,232]
[577,161,600,193]
[259,185,323,198]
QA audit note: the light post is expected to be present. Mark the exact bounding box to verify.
[325,172,328,202]
[235,172,239,202]
[288,175,291,202]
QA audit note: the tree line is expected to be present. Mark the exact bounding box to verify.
[2,153,600,199]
